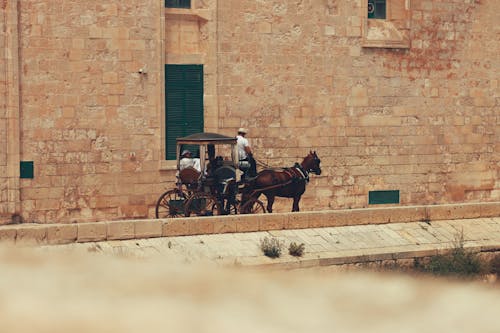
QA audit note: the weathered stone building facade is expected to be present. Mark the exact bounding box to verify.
[1,0,498,223]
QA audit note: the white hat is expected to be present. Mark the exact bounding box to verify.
[181,150,191,157]
[238,127,248,134]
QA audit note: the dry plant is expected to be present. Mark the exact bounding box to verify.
[288,242,305,257]
[415,228,487,278]
[260,237,283,258]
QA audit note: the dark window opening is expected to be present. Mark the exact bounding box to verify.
[368,0,386,19]
[20,161,34,179]
[165,0,191,9]
[369,190,400,204]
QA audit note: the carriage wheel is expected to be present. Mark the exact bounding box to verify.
[155,189,188,218]
[226,202,238,215]
[240,198,266,214]
[221,197,238,215]
[185,192,222,217]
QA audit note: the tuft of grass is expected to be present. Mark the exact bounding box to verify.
[288,242,305,257]
[415,229,487,278]
[260,237,283,258]
[423,249,485,277]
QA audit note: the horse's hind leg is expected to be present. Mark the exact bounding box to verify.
[292,195,301,212]
[265,194,275,213]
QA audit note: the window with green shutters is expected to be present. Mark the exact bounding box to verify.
[20,161,34,179]
[368,0,386,19]
[165,64,204,160]
[368,190,400,204]
[165,0,190,8]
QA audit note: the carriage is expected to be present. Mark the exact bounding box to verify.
[155,132,266,218]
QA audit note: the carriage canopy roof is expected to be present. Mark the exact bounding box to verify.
[176,132,237,145]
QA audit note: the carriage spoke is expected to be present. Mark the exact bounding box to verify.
[185,192,222,217]
[155,189,187,218]
[240,198,266,214]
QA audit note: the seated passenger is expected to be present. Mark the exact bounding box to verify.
[179,150,201,172]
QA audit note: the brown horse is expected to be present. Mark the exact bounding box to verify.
[243,151,321,213]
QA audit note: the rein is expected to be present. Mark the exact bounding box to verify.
[254,157,310,182]
[254,157,273,169]
[245,171,304,198]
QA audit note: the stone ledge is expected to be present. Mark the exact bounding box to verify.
[107,221,135,240]
[0,227,17,245]
[242,244,500,270]
[135,220,163,239]
[0,202,497,246]
[78,222,107,243]
[15,225,48,245]
[480,202,500,217]
[47,224,77,245]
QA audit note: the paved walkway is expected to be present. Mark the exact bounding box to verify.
[34,217,500,268]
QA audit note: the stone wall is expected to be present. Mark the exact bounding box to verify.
[0,0,21,221]
[0,2,7,218]
[215,0,499,211]
[0,0,498,223]
[16,1,164,222]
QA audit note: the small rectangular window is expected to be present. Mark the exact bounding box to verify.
[369,190,399,204]
[368,0,386,19]
[20,161,34,179]
[165,0,191,8]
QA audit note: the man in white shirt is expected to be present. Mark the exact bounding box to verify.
[236,128,257,178]
[179,150,201,172]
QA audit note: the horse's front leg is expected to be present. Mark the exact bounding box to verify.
[265,194,275,213]
[292,195,301,212]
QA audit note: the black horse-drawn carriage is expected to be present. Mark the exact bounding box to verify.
[155,132,322,218]
[155,132,266,218]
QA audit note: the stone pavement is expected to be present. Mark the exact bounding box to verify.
[34,217,500,269]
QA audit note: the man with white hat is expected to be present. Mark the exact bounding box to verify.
[236,127,257,178]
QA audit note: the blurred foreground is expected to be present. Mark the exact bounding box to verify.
[1,245,499,333]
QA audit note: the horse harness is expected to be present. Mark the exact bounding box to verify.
[283,163,310,184]
[254,157,313,184]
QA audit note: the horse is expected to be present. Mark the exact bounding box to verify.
[243,151,321,213]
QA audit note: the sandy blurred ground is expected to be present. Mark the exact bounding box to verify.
[1,244,499,333]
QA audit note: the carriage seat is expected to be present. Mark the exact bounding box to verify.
[178,167,200,190]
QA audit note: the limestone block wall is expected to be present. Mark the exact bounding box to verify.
[163,0,219,130]
[0,0,498,223]
[0,3,7,217]
[1,0,21,221]
[16,1,164,223]
[216,0,499,211]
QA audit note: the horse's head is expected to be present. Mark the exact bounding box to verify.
[302,151,322,175]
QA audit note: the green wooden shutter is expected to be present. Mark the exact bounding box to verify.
[20,161,34,179]
[165,64,204,160]
[369,190,399,204]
